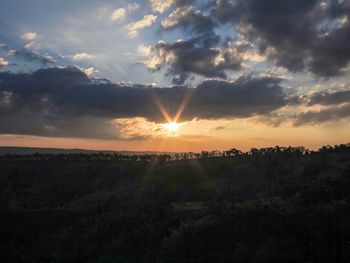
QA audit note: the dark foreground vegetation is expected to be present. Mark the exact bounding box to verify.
[1,143,350,263]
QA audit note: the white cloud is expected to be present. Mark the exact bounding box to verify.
[24,41,38,50]
[139,40,175,70]
[0,57,9,67]
[242,50,266,62]
[71,52,95,61]
[127,3,140,12]
[161,6,192,29]
[111,8,126,21]
[127,15,157,37]
[150,0,174,13]
[137,44,152,56]
[43,54,56,63]
[84,67,99,76]
[21,32,37,41]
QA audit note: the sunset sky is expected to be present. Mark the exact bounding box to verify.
[0,0,349,152]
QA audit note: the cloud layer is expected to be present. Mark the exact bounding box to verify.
[0,67,294,138]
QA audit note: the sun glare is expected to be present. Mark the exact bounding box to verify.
[162,121,181,134]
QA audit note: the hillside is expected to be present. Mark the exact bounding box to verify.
[1,145,350,262]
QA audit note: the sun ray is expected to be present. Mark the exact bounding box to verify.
[173,89,195,123]
[150,89,172,123]
[150,87,195,136]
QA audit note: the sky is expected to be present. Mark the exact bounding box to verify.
[0,0,349,152]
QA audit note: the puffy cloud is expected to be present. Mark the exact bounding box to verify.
[161,6,192,28]
[150,0,175,13]
[149,0,194,13]
[142,39,252,83]
[21,32,37,41]
[147,5,271,82]
[0,67,293,138]
[161,6,217,36]
[210,0,350,77]
[110,4,139,22]
[71,52,94,61]
[111,8,126,21]
[0,57,8,67]
[127,15,157,37]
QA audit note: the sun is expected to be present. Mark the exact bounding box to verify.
[162,121,181,134]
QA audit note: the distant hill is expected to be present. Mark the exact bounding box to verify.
[0,146,172,155]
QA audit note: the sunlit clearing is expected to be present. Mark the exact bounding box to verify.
[162,121,181,134]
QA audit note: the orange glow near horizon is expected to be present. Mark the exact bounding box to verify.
[0,117,349,153]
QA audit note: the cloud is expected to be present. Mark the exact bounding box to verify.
[149,0,194,13]
[0,57,8,67]
[111,8,126,21]
[0,67,292,139]
[21,32,37,41]
[161,6,217,37]
[161,6,192,28]
[137,44,152,56]
[127,3,140,12]
[9,49,55,65]
[83,67,99,76]
[24,41,38,50]
[142,39,250,83]
[294,103,350,126]
[70,52,95,61]
[292,88,350,126]
[146,5,269,83]
[306,89,350,106]
[127,15,158,37]
[110,3,140,22]
[0,43,8,49]
[150,0,175,13]
[210,0,350,77]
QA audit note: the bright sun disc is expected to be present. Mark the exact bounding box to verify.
[162,121,181,133]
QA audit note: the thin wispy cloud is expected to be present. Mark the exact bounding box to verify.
[111,8,126,21]
[70,52,95,61]
[127,15,157,37]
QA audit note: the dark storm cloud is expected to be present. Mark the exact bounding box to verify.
[210,0,350,77]
[0,67,292,138]
[148,39,244,84]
